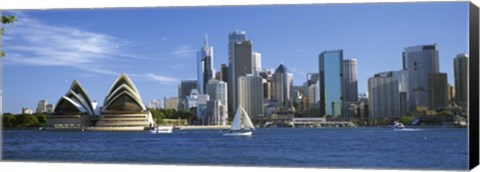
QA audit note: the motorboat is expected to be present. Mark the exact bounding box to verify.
[392,121,405,129]
[150,126,173,134]
[223,105,255,136]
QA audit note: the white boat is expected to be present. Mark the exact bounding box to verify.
[223,106,255,136]
[392,121,405,129]
[150,126,173,134]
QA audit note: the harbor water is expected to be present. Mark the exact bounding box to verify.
[2,127,468,170]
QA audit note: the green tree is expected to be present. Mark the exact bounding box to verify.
[1,14,17,57]
[1,14,17,127]
[399,116,415,125]
[437,111,452,116]
[2,113,16,127]
[34,113,48,125]
[18,114,40,127]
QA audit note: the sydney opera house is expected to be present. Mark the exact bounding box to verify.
[46,73,154,131]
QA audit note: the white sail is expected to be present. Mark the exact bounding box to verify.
[231,106,242,130]
[240,107,255,130]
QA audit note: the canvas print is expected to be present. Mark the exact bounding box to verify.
[0,2,472,170]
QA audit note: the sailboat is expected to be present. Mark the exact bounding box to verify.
[223,106,255,136]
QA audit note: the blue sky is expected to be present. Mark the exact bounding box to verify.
[2,2,468,113]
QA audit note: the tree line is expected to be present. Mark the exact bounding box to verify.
[148,108,197,125]
[2,113,48,128]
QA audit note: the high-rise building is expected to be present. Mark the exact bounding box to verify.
[306,73,319,86]
[197,94,210,125]
[220,63,228,83]
[259,69,274,99]
[429,73,448,110]
[228,30,253,116]
[403,44,439,112]
[197,34,214,94]
[46,104,54,113]
[292,85,305,111]
[187,89,200,110]
[206,100,226,125]
[447,84,455,105]
[272,64,293,107]
[36,100,48,114]
[308,82,320,108]
[358,97,369,119]
[206,79,228,125]
[164,97,178,110]
[206,79,228,109]
[368,72,401,119]
[374,70,408,116]
[215,71,221,81]
[319,50,343,118]
[343,59,358,102]
[454,54,468,110]
[238,75,264,119]
[147,99,162,109]
[178,80,198,111]
[252,52,262,74]
[303,73,320,111]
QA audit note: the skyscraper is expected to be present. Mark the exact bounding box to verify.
[368,72,401,119]
[206,100,225,125]
[259,69,274,99]
[454,54,468,110]
[228,30,253,116]
[429,73,448,110]
[343,59,358,102]
[220,63,228,83]
[206,79,228,109]
[178,80,198,111]
[206,79,228,125]
[197,34,214,94]
[272,64,293,107]
[403,44,439,112]
[252,52,262,74]
[238,75,264,119]
[447,84,455,105]
[319,50,343,118]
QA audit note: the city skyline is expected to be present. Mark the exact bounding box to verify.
[2,2,468,113]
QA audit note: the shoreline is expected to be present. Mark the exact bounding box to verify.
[1,124,467,131]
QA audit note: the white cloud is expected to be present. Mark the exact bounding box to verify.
[2,12,186,84]
[2,13,130,75]
[171,45,196,58]
[128,73,179,85]
[290,67,306,76]
[145,73,178,83]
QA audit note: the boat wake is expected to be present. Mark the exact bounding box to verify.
[393,128,423,131]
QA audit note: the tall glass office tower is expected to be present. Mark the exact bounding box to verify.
[197,34,214,94]
[343,59,358,102]
[454,54,468,111]
[227,30,252,116]
[402,44,439,112]
[319,50,343,117]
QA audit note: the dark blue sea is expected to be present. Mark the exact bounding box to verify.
[2,127,468,170]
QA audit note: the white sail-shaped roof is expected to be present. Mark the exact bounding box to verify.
[54,80,96,116]
[102,73,146,112]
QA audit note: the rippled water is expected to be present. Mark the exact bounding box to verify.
[2,127,468,170]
